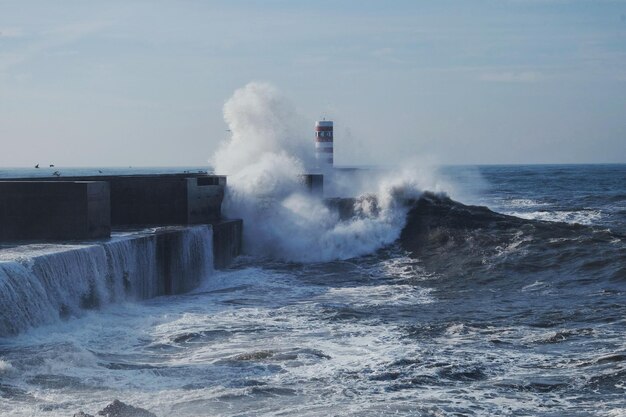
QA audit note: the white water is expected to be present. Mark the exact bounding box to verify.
[211,83,453,262]
[0,261,440,417]
[2,254,620,416]
[0,226,214,337]
[104,237,160,300]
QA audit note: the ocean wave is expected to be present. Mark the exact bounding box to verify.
[398,192,625,287]
[500,198,551,208]
[506,209,603,225]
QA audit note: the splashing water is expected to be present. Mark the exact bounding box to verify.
[210,83,453,262]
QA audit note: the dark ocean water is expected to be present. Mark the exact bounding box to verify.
[452,164,626,234]
[0,164,624,416]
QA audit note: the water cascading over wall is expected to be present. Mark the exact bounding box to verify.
[0,226,214,337]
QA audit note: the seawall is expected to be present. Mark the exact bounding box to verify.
[0,172,329,337]
[0,222,241,337]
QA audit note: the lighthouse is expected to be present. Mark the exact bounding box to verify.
[315,120,333,168]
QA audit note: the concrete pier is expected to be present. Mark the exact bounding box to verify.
[0,225,227,336]
[325,197,357,220]
[300,174,324,196]
[0,173,242,268]
[1,174,226,228]
[212,219,243,269]
[107,175,225,226]
[0,172,246,336]
[0,181,110,241]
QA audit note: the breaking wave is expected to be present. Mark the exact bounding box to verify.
[210,83,452,262]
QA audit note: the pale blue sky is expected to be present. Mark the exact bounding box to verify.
[1,0,625,167]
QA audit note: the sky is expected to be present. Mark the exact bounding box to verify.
[1,0,625,167]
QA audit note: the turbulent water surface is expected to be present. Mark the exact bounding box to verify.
[0,164,625,416]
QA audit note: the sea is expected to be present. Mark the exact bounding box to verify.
[0,164,624,416]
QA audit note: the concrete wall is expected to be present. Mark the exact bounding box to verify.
[325,197,356,220]
[0,181,110,241]
[3,174,227,227]
[109,177,189,225]
[187,178,224,224]
[212,219,243,269]
[155,226,213,294]
[0,175,242,270]
[300,174,324,196]
[0,225,221,336]
[101,176,225,226]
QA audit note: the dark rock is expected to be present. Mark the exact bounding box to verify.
[73,412,94,417]
[96,400,156,417]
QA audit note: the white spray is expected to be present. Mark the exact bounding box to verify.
[211,82,450,262]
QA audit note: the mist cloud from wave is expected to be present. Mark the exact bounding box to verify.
[210,82,454,262]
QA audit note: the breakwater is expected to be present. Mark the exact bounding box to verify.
[0,173,245,337]
[0,226,218,337]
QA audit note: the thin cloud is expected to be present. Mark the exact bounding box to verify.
[370,47,406,64]
[0,28,23,38]
[480,71,545,83]
[0,20,110,72]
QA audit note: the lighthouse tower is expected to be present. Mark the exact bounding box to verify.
[315,120,333,168]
